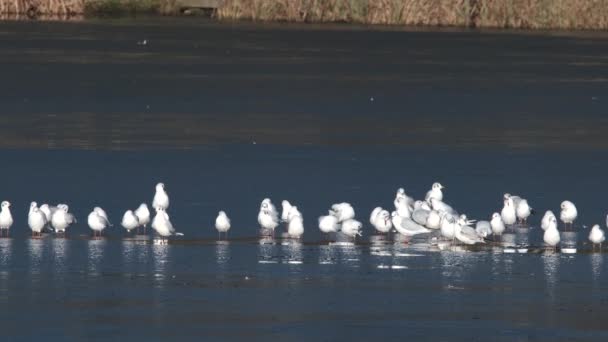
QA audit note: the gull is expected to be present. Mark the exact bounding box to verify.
[454,215,485,245]
[426,210,442,229]
[589,224,605,251]
[0,201,13,237]
[94,207,112,226]
[412,207,430,226]
[152,182,169,210]
[501,196,517,226]
[394,188,414,210]
[88,207,110,237]
[281,200,293,222]
[135,203,150,234]
[440,213,456,240]
[318,211,339,235]
[121,210,139,234]
[28,202,47,237]
[370,207,392,234]
[429,198,457,216]
[414,200,432,211]
[516,199,533,224]
[541,210,556,231]
[39,203,58,232]
[543,216,560,251]
[340,218,362,241]
[490,212,505,236]
[560,200,577,230]
[475,220,492,238]
[425,182,444,202]
[394,196,411,218]
[258,198,279,236]
[504,193,522,209]
[215,211,231,239]
[286,207,304,239]
[331,202,355,222]
[151,207,183,238]
[51,204,76,236]
[391,211,431,237]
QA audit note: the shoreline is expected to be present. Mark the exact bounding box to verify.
[1,0,608,31]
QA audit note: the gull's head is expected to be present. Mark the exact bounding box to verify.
[156,183,165,191]
[32,207,40,213]
[58,204,68,210]
[30,201,37,208]
[432,182,444,190]
[1,201,10,208]
[261,198,271,209]
[391,211,398,218]
[592,224,600,231]
[503,193,511,200]
[397,188,405,195]
[281,200,290,207]
[492,212,501,220]
[219,210,226,216]
[560,201,573,210]
[94,207,103,213]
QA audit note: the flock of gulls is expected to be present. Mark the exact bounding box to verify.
[0,182,605,251]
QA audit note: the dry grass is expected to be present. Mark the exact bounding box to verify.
[1,0,608,29]
[217,0,608,29]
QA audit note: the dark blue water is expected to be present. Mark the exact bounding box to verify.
[1,18,608,341]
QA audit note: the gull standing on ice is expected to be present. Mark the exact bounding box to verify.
[121,210,139,234]
[560,200,577,230]
[215,211,231,239]
[286,206,304,239]
[340,218,362,241]
[0,201,13,237]
[28,202,47,237]
[88,207,111,237]
[394,188,414,210]
[318,211,339,235]
[391,211,431,237]
[152,183,169,210]
[51,204,76,236]
[370,207,392,234]
[151,207,183,238]
[454,216,485,245]
[490,212,505,236]
[589,224,605,251]
[501,196,517,226]
[425,182,444,202]
[516,199,533,224]
[543,216,560,251]
[135,203,150,234]
[475,220,492,238]
[258,198,279,236]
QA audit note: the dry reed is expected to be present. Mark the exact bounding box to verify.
[1,0,608,29]
[216,0,608,29]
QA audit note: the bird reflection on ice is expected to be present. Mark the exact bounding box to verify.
[258,236,278,264]
[27,238,44,274]
[152,241,170,287]
[215,241,230,268]
[542,252,560,301]
[281,239,303,265]
[87,239,105,277]
[590,253,602,282]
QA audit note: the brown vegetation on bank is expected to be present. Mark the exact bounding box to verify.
[1,0,608,30]
[218,0,608,29]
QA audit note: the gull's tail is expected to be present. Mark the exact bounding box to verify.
[175,232,184,236]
